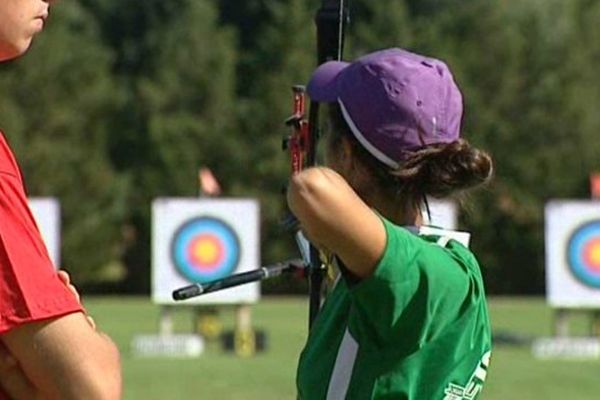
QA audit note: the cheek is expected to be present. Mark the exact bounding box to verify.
[0,12,35,60]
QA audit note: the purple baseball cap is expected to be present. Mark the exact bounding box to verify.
[307,48,463,168]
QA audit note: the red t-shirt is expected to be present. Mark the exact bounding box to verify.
[0,131,82,334]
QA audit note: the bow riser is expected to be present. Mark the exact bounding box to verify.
[284,86,311,174]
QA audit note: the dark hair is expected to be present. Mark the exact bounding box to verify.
[327,105,493,209]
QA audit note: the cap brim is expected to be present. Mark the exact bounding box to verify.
[306,61,349,102]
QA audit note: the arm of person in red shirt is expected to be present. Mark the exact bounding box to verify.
[0,342,38,400]
[0,272,122,400]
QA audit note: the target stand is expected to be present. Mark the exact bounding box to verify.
[135,198,265,358]
[221,329,267,357]
[192,304,268,357]
[220,305,267,357]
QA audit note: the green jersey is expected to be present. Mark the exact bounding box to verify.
[296,217,492,399]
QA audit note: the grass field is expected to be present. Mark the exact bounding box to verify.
[85,296,600,400]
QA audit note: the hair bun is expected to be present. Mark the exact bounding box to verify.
[395,139,493,198]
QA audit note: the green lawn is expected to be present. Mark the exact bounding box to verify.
[85,297,600,400]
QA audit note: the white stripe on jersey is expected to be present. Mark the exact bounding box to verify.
[327,328,359,400]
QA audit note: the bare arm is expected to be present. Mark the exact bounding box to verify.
[0,342,39,400]
[287,167,387,279]
[1,312,121,400]
[0,271,121,400]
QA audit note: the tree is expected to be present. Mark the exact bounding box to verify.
[81,0,239,291]
[0,1,127,282]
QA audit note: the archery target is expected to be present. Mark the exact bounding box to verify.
[28,198,61,268]
[171,217,240,282]
[566,220,600,289]
[152,198,260,305]
[546,201,600,307]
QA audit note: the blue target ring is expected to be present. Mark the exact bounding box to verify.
[171,217,240,283]
[567,220,600,289]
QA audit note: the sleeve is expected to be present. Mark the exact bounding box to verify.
[347,217,470,347]
[0,173,82,334]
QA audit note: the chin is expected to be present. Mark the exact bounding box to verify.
[0,40,33,62]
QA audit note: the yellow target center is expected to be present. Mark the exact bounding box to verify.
[590,245,600,266]
[193,240,219,264]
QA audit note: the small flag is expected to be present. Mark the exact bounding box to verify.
[199,167,222,197]
[591,173,600,199]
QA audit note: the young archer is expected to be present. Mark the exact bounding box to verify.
[289,48,493,399]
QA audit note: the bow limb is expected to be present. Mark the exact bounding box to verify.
[305,0,349,329]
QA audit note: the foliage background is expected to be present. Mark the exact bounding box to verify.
[1,0,599,294]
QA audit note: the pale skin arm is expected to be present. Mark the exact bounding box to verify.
[287,166,387,279]
[0,343,38,400]
[0,272,121,400]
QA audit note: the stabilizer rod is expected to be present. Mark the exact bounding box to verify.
[172,259,305,301]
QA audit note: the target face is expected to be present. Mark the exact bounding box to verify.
[567,220,600,289]
[171,217,241,283]
[153,198,259,305]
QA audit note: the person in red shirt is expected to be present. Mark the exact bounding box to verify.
[0,1,122,399]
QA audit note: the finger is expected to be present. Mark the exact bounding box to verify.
[71,286,81,303]
[57,270,70,285]
[87,315,97,330]
[66,283,80,303]
[57,271,81,303]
